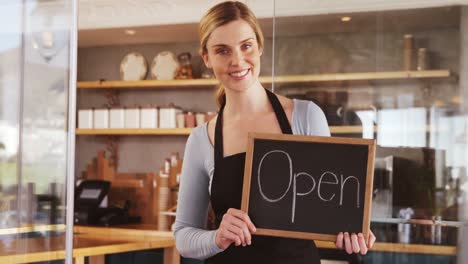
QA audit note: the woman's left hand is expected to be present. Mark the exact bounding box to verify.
[335,230,376,255]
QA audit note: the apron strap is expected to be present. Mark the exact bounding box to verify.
[214,102,226,164]
[214,89,293,163]
[265,89,293,135]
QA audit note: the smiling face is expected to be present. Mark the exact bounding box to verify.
[202,19,263,92]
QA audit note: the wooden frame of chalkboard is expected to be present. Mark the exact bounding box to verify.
[241,133,375,242]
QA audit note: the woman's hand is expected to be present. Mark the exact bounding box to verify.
[335,230,376,255]
[215,208,257,250]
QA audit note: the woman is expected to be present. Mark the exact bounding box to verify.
[174,1,376,263]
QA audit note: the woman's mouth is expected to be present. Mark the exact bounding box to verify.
[229,69,250,79]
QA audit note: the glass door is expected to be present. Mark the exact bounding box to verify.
[272,2,467,263]
[0,0,77,263]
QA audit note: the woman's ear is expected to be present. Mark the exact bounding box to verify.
[259,45,263,57]
[202,52,212,68]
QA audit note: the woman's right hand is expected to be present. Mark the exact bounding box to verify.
[215,208,257,250]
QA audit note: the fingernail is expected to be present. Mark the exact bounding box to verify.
[248,240,251,245]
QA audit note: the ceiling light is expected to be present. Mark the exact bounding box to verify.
[30,2,68,62]
[341,16,351,22]
[125,29,136,35]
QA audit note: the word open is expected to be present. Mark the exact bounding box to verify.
[257,150,361,223]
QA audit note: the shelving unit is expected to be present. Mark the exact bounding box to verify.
[76,70,452,136]
[77,70,451,89]
[76,126,372,135]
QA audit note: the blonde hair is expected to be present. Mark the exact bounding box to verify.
[199,1,264,109]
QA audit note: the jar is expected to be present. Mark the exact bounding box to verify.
[93,108,109,129]
[417,48,428,71]
[201,68,214,79]
[195,113,206,126]
[160,104,181,128]
[109,107,125,129]
[176,112,185,128]
[403,34,413,71]
[124,106,140,129]
[78,109,93,129]
[185,112,196,128]
[175,52,193,79]
[140,105,158,128]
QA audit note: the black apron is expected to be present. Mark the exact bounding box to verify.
[206,89,320,264]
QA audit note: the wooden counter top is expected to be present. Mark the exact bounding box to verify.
[74,224,172,238]
[0,224,457,264]
[0,225,178,264]
[75,225,456,256]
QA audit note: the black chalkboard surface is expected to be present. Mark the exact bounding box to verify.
[241,133,375,242]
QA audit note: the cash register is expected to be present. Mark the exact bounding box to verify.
[74,180,132,226]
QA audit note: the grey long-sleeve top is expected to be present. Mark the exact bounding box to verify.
[174,99,331,259]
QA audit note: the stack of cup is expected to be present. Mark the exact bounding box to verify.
[158,169,171,231]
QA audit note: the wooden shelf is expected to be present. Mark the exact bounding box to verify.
[76,128,192,135]
[75,125,447,136]
[264,70,451,84]
[77,70,451,89]
[77,78,219,89]
[75,126,371,136]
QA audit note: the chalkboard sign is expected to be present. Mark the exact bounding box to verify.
[241,133,375,242]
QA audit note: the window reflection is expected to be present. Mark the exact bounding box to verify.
[274,2,467,261]
[377,108,427,147]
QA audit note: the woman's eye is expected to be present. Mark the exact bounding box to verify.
[243,43,252,50]
[216,49,228,55]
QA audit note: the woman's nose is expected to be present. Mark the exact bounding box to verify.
[230,49,244,66]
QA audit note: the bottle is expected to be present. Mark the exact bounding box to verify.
[158,166,170,231]
[164,158,171,175]
[403,34,414,71]
[398,208,414,244]
[431,215,442,244]
[169,153,180,188]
